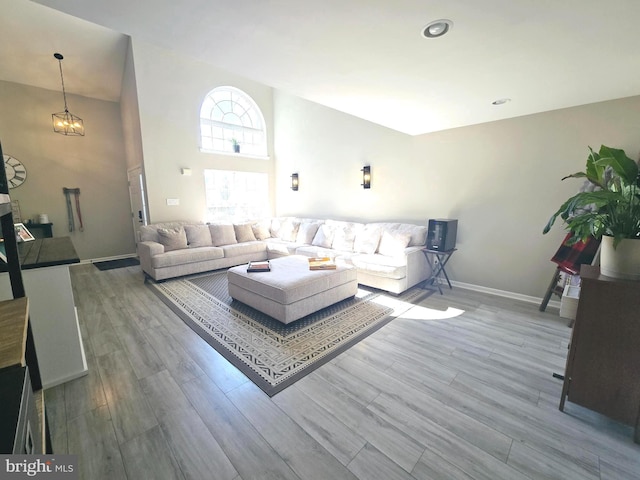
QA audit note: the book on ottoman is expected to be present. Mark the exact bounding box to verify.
[308,257,336,270]
[247,260,270,272]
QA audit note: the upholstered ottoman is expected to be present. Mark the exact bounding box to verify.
[227,255,358,324]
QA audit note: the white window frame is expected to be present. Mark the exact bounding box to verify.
[199,86,268,158]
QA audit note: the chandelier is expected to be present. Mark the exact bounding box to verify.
[52,53,85,136]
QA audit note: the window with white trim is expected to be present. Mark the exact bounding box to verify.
[200,86,267,156]
[204,169,269,222]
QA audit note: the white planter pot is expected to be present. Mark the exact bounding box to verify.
[600,235,640,280]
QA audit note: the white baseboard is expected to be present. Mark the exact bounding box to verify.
[451,280,561,310]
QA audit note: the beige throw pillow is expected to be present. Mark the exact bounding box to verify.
[184,224,213,248]
[269,218,284,238]
[209,224,237,246]
[234,223,257,243]
[157,227,188,252]
[278,220,300,241]
[311,224,334,248]
[332,224,359,252]
[377,230,411,257]
[395,224,429,246]
[252,221,271,240]
[354,225,382,254]
[296,222,320,244]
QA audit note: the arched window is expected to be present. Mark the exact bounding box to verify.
[199,86,267,156]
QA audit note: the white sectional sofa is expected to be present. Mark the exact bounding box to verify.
[138,217,432,294]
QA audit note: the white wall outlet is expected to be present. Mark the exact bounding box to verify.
[166,198,180,206]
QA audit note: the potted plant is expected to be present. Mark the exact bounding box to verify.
[231,138,240,153]
[543,145,640,280]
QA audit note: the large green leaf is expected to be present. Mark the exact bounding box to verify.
[584,147,605,186]
[596,145,638,185]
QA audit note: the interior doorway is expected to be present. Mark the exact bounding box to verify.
[127,166,148,243]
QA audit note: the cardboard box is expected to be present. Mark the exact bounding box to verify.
[560,285,581,320]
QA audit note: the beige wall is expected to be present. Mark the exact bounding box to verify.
[0,80,135,260]
[273,91,640,297]
[130,41,276,223]
[121,39,145,173]
[274,92,412,222]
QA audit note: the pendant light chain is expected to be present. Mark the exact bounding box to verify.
[58,56,70,113]
[52,52,85,136]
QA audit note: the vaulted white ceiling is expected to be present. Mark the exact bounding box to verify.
[0,0,128,103]
[3,0,640,135]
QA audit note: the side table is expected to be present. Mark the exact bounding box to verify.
[24,221,53,239]
[422,248,456,294]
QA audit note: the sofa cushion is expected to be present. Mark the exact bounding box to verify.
[152,246,224,268]
[377,230,411,257]
[370,222,400,233]
[295,245,340,260]
[209,224,237,246]
[221,241,267,257]
[354,224,382,254]
[277,219,300,241]
[184,224,213,248]
[394,223,428,247]
[234,223,257,243]
[269,217,286,238]
[296,221,321,244]
[351,254,407,280]
[265,239,306,257]
[332,223,363,252]
[139,225,161,243]
[157,227,188,252]
[252,220,272,240]
[311,224,334,248]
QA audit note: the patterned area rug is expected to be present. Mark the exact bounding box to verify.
[149,271,429,396]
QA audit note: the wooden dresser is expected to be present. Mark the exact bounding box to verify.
[559,265,640,443]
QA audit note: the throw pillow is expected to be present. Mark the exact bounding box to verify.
[252,220,272,240]
[377,230,411,257]
[269,218,284,238]
[157,227,188,252]
[354,225,382,254]
[139,225,160,243]
[296,222,320,244]
[184,224,213,248]
[234,223,257,243]
[278,220,300,242]
[395,224,428,246]
[209,224,237,246]
[332,224,360,252]
[311,224,334,248]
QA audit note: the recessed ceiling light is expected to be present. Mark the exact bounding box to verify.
[421,19,453,38]
[492,98,511,106]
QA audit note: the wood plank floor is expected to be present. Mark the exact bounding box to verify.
[45,264,640,480]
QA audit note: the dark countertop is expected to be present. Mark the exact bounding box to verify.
[0,237,80,271]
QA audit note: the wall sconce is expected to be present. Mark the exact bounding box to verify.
[291,173,299,191]
[361,165,371,189]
